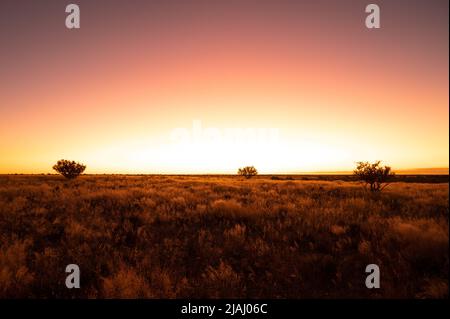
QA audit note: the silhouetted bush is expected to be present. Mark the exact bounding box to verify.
[53,159,86,179]
[354,161,395,191]
[238,166,258,179]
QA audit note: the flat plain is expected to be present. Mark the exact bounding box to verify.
[0,175,448,298]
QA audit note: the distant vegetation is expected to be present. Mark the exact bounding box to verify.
[237,166,258,179]
[53,159,86,179]
[354,161,395,191]
[0,175,447,298]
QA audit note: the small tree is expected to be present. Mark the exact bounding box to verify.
[354,161,395,191]
[238,166,258,179]
[53,159,86,179]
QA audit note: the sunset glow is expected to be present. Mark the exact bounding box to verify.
[1,0,448,174]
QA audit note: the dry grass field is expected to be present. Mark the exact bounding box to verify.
[0,175,448,298]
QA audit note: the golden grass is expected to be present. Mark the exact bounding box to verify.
[0,175,448,298]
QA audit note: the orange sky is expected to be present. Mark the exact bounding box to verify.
[0,0,448,174]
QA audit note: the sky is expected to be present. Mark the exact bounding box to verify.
[0,0,448,174]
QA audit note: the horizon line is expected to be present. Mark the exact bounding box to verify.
[1,167,449,176]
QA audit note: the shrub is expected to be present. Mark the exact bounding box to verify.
[237,166,258,179]
[53,159,86,179]
[354,161,395,191]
